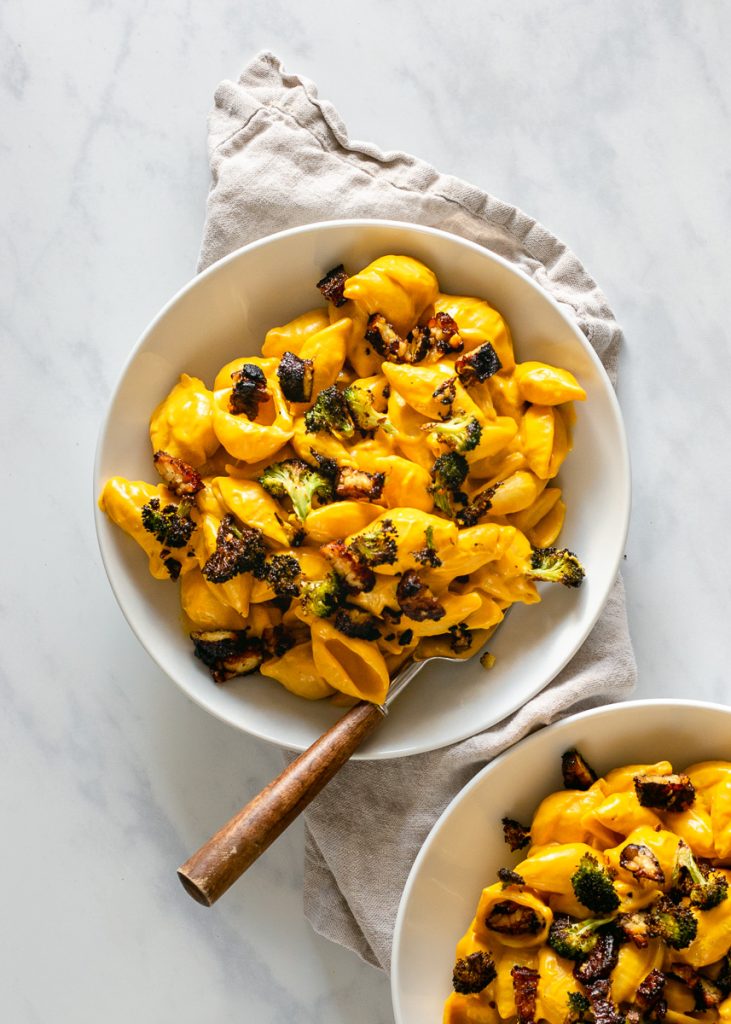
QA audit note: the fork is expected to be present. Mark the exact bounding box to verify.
[177,651,475,906]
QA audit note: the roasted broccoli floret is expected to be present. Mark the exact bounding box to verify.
[619,843,665,884]
[571,853,620,915]
[547,914,615,961]
[562,748,598,790]
[455,341,502,385]
[316,264,348,306]
[334,466,385,502]
[348,518,398,567]
[152,450,204,497]
[455,482,501,528]
[229,363,271,419]
[511,965,540,1024]
[141,496,195,548]
[527,547,586,588]
[423,413,483,453]
[498,867,526,887]
[413,525,442,568]
[429,451,469,517]
[202,515,267,583]
[672,840,728,909]
[634,773,696,813]
[259,458,333,522]
[264,554,302,598]
[320,540,375,593]
[566,992,592,1024]
[190,630,264,683]
[502,817,531,851]
[452,950,496,995]
[304,385,355,439]
[396,570,446,622]
[343,382,393,434]
[647,895,698,950]
[300,573,347,618]
[486,901,543,936]
[277,350,314,403]
[334,606,381,641]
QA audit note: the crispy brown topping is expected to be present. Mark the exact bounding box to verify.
[277,350,315,403]
[229,363,271,419]
[502,817,531,851]
[486,900,542,936]
[634,773,696,813]
[320,539,375,593]
[620,844,665,884]
[574,933,618,986]
[190,630,264,683]
[452,951,497,995]
[432,376,457,418]
[334,466,385,501]
[511,965,540,1024]
[561,748,598,790]
[396,570,446,622]
[153,450,204,497]
[455,341,502,385]
[333,607,381,641]
[316,264,348,306]
[635,969,667,1013]
[617,911,650,948]
[498,868,526,887]
[202,515,267,583]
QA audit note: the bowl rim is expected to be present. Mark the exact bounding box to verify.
[390,697,731,1021]
[94,217,631,757]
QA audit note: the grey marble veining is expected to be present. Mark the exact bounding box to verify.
[3,1,731,1021]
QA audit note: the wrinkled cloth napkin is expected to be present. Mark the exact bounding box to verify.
[199,51,637,973]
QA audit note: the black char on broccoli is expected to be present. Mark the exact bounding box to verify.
[432,376,457,419]
[672,839,728,909]
[455,341,502,385]
[300,573,347,618]
[511,965,540,1024]
[634,773,696,813]
[422,412,483,453]
[316,264,348,307]
[229,363,271,419]
[455,483,501,528]
[646,895,698,950]
[501,817,531,851]
[527,548,585,588]
[498,867,526,887]
[348,518,398,567]
[571,853,620,915]
[561,749,598,790]
[333,606,381,641]
[343,382,392,434]
[448,623,473,653]
[429,452,468,517]
[396,570,446,622]
[335,466,385,502]
[202,515,267,583]
[452,950,497,995]
[277,350,315,403]
[141,496,195,550]
[548,914,615,962]
[153,450,204,497]
[191,630,264,683]
[263,554,302,598]
[413,525,442,568]
[259,458,333,522]
[304,385,355,440]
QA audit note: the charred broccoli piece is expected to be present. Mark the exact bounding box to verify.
[455,482,501,528]
[348,518,398,567]
[619,843,665,884]
[153,450,204,497]
[422,413,482,453]
[562,749,598,790]
[432,376,457,418]
[429,451,468,517]
[334,466,385,502]
[502,817,531,851]
[259,458,333,522]
[413,525,442,568]
[277,350,314,403]
[511,965,540,1024]
[647,895,698,950]
[304,385,355,439]
[300,573,347,618]
[455,341,502,385]
[634,773,696,813]
[334,606,381,641]
[190,630,264,683]
[229,363,271,419]
[343,382,393,434]
[527,547,586,588]
[320,540,375,593]
[487,901,543,936]
[141,496,195,548]
[316,264,348,307]
[396,570,446,622]
[498,867,526,887]
[571,853,620,915]
[672,840,728,909]
[264,554,302,598]
[566,992,592,1024]
[448,623,473,653]
[202,515,267,583]
[452,950,497,995]
[547,914,615,961]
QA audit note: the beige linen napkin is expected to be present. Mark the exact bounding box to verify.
[199,51,637,972]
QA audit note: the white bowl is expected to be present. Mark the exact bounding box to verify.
[94,219,629,758]
[391,699,731,1023]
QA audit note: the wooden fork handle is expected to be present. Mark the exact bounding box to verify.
[177,699,386,906]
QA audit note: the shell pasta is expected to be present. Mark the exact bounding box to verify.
[445,753,731,1024]
[99,254,586,704]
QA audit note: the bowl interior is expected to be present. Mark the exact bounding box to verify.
[391,699,731,1023]
[95,220,629,757]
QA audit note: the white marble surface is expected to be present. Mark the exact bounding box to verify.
[4,2,731,1020]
